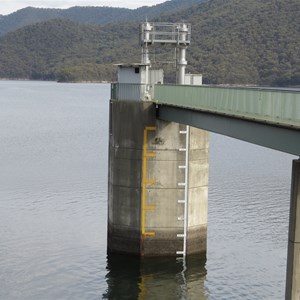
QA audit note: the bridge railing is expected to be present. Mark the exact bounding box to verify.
[111,83,154,101]
[154,84,300,129]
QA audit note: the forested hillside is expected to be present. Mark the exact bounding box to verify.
[0,0,204,36]
[0,19,139,81]
[182,0,300,85]
[0,0,299,85]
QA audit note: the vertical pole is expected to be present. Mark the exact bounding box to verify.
[177,23,188,85]
[141,22,152,100]
[286,159,300,300]
[142,24,152,77]
[141,128,148,239]
[183,125,190,256]
[177,47,187,85]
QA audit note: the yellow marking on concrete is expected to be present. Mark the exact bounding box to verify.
[145,205,156,210]
[145,126,156,131]
[141,128,147,236]
[144,232,156,236]
[141,126,156,238]
[138,276,146,300]
[146,179,156,184]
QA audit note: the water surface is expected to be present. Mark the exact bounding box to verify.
[0,80,295,299]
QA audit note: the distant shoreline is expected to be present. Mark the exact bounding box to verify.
[0,78,299,89]
[0,78,112,84]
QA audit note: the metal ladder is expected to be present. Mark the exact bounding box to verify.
[176,125,190,257]
[141,126,157,241]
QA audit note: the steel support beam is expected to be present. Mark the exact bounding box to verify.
[286,159,300,299]
[157,104,300,156]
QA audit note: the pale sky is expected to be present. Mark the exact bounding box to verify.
[0,0,166,15]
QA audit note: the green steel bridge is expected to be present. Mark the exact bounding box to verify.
[154,84,300,156]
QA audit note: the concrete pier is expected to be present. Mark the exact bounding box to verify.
[107,100,209,256]
[286,159,300,299]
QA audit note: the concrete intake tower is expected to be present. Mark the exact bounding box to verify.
[107,23,209,257]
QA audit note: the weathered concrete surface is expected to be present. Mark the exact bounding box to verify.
[144,122,209,256]
[108,100,209,256]
[286,159,300,299]
[108,100,155,255]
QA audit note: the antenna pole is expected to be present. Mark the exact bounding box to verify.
[141,22,153,86]
[177,24,188,85]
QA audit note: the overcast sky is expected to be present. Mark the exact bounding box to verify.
[0,0,166,15]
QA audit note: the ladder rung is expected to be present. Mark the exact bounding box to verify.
[179,148,186,152]
[179,165,186,169]
[179,131,187,134]
[144,232,156,236]
[178,182,186,186]
[178,200,186,204]
[176,251,184,255]
[145,205,156,210]
[177,233,185,238]
[146,153,156,157]
[145,126,156,131]
[146,179,156,184]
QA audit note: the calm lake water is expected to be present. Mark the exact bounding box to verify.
[0,80,296,299]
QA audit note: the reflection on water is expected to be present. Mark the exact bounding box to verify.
[103,254,207,300]
[103,254,140,299]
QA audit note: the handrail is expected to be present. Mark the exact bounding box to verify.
[111,83,154,101]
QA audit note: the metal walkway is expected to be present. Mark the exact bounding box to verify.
[154,85,300,156]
